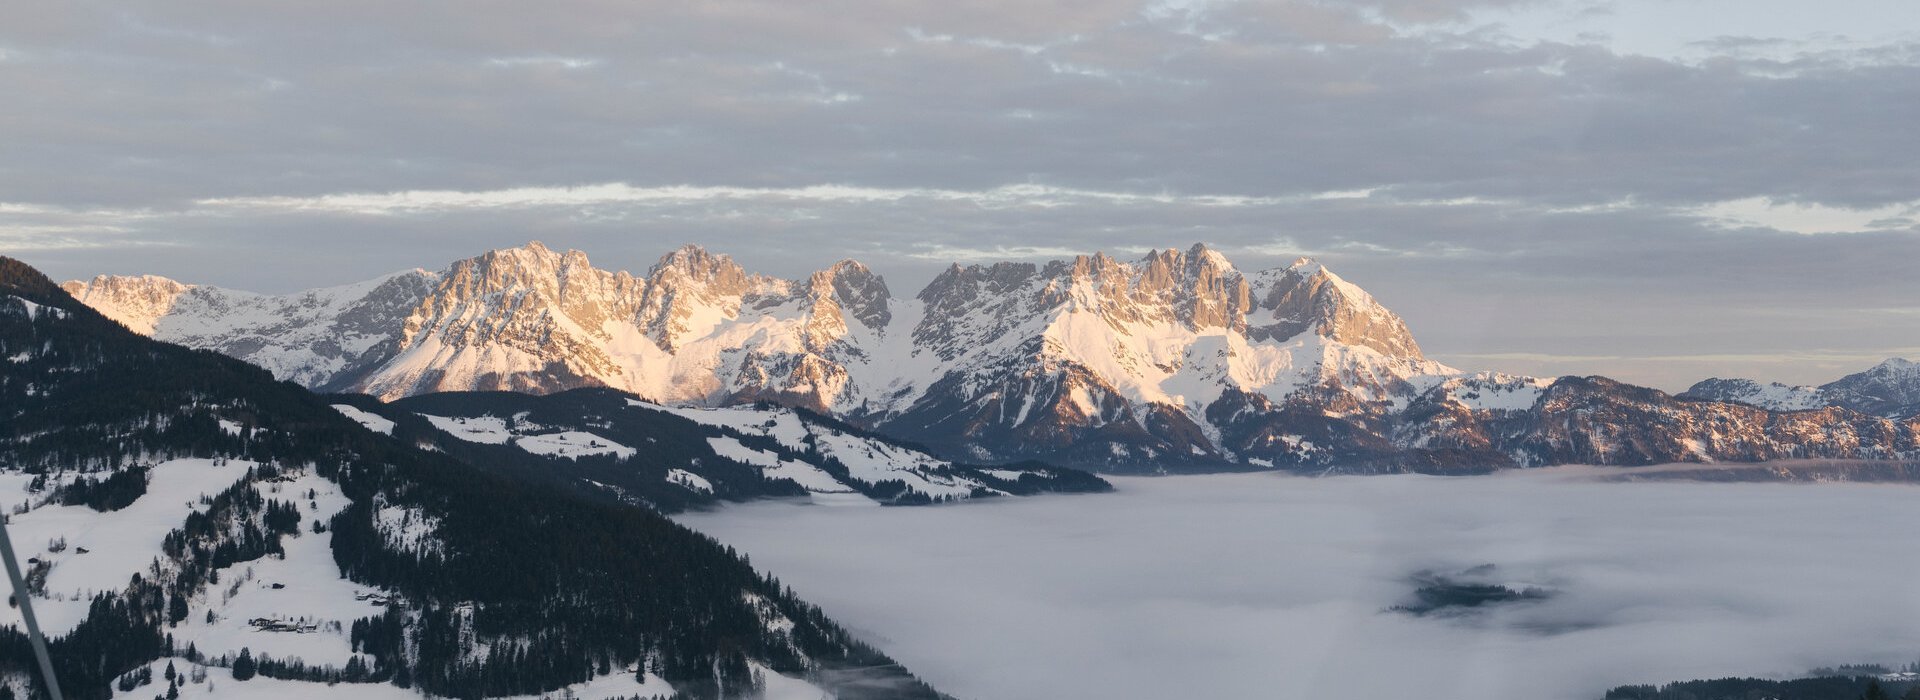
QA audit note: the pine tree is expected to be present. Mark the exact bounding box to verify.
[233,647,257,681]
[1865,681,1894,700]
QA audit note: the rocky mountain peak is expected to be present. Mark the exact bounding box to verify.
[1121,244,1248,330]
[58,274,193,335]
[1820,357,1920,419]
[647,245,749,290]
[1247,258,1423,359]
[806,260,892,330]
[636,245,759,350]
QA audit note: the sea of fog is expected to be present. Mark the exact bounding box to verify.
[677,468,1920,700]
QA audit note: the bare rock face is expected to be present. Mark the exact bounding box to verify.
[1247,258,1423,359]
[636,244,755,351]
[65,242,1920,473]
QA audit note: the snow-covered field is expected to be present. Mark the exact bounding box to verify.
[421,413,636,459]
[0,459,254,635]
[331,404,395,435]
[679,469,1920,700]
[663,403,994,503]
[173,469,392,668]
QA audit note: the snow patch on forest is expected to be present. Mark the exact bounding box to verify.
[667,403,995,502]
[515,430,635,459]
[667,468,713,493]
[331,404,396,435]
[373,498,443,557]
[420,414,511,444]
[422,413,633,460]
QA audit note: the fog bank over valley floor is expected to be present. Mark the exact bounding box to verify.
[679,468,1920,700]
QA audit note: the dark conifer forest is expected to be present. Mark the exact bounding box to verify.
[336,388,1109,514]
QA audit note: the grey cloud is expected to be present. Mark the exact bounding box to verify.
[2,0,1917,390]
[4,1,1916,207]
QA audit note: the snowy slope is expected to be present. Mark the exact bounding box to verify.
[1679,378,1830,411]
[173,469,391,669]
[1818,357,1920,418]
[1683,359,1920,419]
[0,459,253,635]
[383,387,1105,507]
[331,404,396,434]
[63,270,436,390]
[663,403,993,503]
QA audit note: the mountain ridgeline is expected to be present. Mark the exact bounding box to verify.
[63,242,1920,473]
[335,388,1109,513]
[0,256,947,699]
[1682,358,1920,419]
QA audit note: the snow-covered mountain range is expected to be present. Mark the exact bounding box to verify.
[1681,358,1920,419]
[64,242,1920,471]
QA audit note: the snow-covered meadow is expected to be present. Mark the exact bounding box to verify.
[678,469,1920,700]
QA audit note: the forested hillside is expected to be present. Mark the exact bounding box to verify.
[0,256,946,699]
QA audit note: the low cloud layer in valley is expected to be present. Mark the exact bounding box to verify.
[679,471,1920,700]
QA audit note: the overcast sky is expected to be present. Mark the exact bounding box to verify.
[3,0,1917,390]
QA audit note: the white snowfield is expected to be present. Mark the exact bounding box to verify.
[1434,373,1558,412]
[421,414,512,444]
[0,458,254,635]
[330,404,396,435]
[515,430,637,459]
[421,413,636,459]
[705,434,876,506]
[662,402,1001,504]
